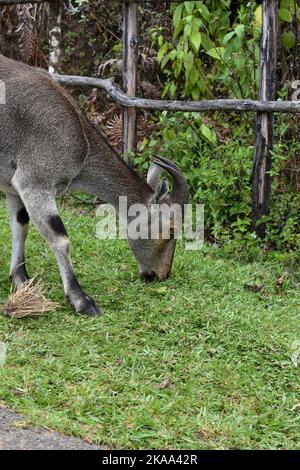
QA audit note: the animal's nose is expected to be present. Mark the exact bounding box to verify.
[140,270,157,282]
[158,271,170,281]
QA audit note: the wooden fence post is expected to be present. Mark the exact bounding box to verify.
[48,0,62,74]
[122,1,138,155]
[252,0,278,237]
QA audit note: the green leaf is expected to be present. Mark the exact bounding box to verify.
[158,35,164,47]
[183,14,193,25]
[282,30,296,49]
[190,28,201,51]
[191,85,200,101]
[174,24,183,40]
[234,24,245,40]
[254,5,262,26]
[174,60,182,78]
[279,7,293,22]
[184,50,195,76]
[163,126,176,141]
[169,81,177,97]
[170,50,177,60]
[206,47,225,61]
[173,3,184,30]
[235,54,245,71]
[280,0,294,8]
[184,23,192,37]
[198,3,210,21]
[223,31,236,45]
[157,43,169,64]
[185,1,195,15]
[160,52,172,69]
[201,33,214,51]
[200,124,217,145]
[189,66,200,85]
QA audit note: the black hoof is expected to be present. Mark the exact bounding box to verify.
[9,265,30,291]
[76,296,101,317]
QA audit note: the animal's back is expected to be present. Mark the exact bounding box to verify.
[0,55,88,191]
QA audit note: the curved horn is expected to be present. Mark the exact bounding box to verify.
[147,162,163,190]
[153,155,182,171]
[152,155,189,206]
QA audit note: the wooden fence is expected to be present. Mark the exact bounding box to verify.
[0,0,299,236]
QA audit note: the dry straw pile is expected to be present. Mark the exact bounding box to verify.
[2,280,59,319]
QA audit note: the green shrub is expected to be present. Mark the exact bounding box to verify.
[150,0,260,100]
[135,112,300,251]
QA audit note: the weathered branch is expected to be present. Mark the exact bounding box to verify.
[53,74,300,113]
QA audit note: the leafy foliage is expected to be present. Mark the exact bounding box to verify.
[135,111,300,250]
[151,0,300,99]
[151,0,260,99]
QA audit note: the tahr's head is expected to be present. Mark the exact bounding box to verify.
[128,156,189,281]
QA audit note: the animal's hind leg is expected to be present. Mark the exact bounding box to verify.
[6,193,30,290]
[12,179,100,317]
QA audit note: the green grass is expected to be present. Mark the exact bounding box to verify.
[0,196,300,449]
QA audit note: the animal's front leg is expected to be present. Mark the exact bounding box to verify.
[12,177,101,316]
[6,193,30,290]
[46,223,100,317]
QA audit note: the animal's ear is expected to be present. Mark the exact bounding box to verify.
[147,162,163,191]
[154,177,170,203]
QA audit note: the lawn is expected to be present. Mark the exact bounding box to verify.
[0,196,300,449]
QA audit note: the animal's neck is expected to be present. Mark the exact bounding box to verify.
[71,123,153,210]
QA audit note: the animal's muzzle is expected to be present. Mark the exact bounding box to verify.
[140,270,158,282]
[140,271,171,282]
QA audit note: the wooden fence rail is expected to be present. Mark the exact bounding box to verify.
[53,74,300,114]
